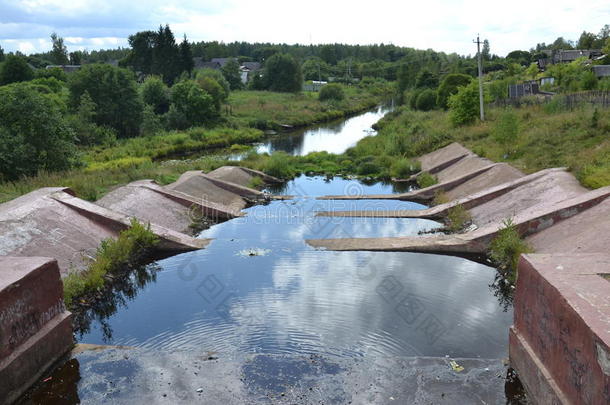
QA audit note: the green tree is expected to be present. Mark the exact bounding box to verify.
[69,51,82,65]
[124,30,156,75]
[448,81,480,126]
[415,69,437,88]
[179,35,194,75]
[221,58,243,90]
[319,83,344,101]
[436,73,471,109]
[0,54,34,85]
[196,69,229,102]
[35,66,67,82]
[415,89,436,111]
[69,64,143,137]
[320,45,337,65]
[482,39,491,61]
[0,82,77,180]
[197,76,224,113]
[302,57,331,81]
[140,76,170,114]
[170,80,215,127]
[152,25,180,84]
[50,32,69,65]
[264,53,302,93]
[577,31,596,49]
[140,105,163,136]
[69,91,117,146]
[0,45,4,62]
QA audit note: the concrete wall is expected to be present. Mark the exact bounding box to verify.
[511,254,610,404]
[0,257,73,404]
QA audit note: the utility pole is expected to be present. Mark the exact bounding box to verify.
[473,35,485,121]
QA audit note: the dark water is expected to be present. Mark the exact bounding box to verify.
[254,105,391,156]
[76,176,513,360]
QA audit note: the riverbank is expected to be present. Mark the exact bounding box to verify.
[0,85,391,204]
[358,104,610,189]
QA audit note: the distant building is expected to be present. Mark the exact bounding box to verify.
[592,65,610,78]
[508,80,540,99]
[303,81,328,92]
[537,49,603,70]
[45,65,81,73]
[539,77,555,87]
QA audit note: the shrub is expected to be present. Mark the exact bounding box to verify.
[415,89,437,111]
[448,81,479,126]
[445,204,472,233]
[390,158,420,178]
[489,218,533,282]
[264,53,303,93]
[416,172,438,188]
[140,76,170,114]
[170,80,215,127]
[436,73,472,109]
[319,84,345,101]
[263,152,294,178]
[63,218,159,308]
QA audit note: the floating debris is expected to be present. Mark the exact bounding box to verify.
[237,248,271,257]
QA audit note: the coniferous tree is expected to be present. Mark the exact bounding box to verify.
[179,35,194,75]
[221,58,243,90]
[152,25,180,84]
[0,45,4,63]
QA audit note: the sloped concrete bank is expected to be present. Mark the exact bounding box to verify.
[0,166,281,403]
[307,142,610,403]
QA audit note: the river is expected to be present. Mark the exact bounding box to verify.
[30,106,521,403]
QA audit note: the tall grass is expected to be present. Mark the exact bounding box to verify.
[63,219,159,309]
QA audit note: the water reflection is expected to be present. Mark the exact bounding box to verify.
[71,263,161,342]
[256,105,391,156]
[76,176,513,361]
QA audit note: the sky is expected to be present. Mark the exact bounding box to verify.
[0,0,609,57]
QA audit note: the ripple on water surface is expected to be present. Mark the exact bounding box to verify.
[76,176,513,360]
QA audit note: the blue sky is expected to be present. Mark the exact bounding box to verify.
[1,0,608,56]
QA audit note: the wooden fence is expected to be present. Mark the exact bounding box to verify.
[489,91,610,110]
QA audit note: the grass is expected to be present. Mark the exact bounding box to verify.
[0,156,233,203]
[416,172,438,188]
[63,218,159,309]
[227,83,392,130]
[489,218,533,283]
[445,204,472,233]
[351,103,610,189]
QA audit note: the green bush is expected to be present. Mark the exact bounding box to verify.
[319,84,345,101]
[416,172,438,188]
[263,152,294,178]
[489,218,533,282]
[390,158,420,178]
[357,161,381,175]
[445,204,472,233]
[140,76,170,114]
[63,218,159,308]
[436,73,472,109]
[415,89,437,111]
[448,81,480,126]
[170,79,215,127]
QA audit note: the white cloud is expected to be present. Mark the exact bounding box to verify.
[0,0,608,55]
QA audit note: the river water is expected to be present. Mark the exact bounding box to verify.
[74,106,514,362]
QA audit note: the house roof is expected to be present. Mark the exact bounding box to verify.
[592,65,610,77]
[210,57,237,67]
[241,62,261,71]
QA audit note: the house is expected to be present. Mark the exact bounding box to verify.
[537,49,603,70]
[592,65,610,78]
[45,65,81,73]
[193,57,222,70]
